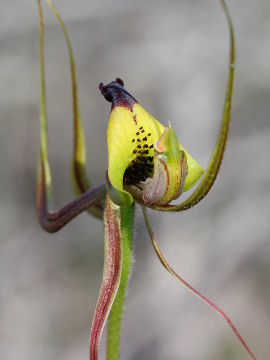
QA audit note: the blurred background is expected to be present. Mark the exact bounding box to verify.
[0,0,270,359]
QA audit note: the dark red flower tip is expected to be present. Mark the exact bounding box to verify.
[99,78,137,110]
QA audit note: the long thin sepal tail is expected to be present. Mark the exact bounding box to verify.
[141,207,257,360]
[36,0,106,233]
[37,0,52,210]
[46,0,104,218]
[152,0,235,212]
[90,195,123,360]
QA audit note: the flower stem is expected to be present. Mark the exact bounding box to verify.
[106,205,134,360]
[90,196,122,360]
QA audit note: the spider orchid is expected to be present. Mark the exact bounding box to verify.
[36,1,257,359]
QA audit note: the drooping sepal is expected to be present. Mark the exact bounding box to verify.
[142,206,257,360]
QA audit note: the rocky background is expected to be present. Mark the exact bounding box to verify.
[0,1,269,359]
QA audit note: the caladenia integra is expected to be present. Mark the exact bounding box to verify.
[101,78,203,207]
[36,1,257,359]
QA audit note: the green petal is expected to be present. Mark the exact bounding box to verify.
[181,148,204,191]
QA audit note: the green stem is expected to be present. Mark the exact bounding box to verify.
[106,205,134,360]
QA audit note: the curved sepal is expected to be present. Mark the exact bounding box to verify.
[142,206,257,360]
[150,0,235,212]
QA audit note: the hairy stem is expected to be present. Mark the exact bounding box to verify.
[90,196,122,360]
[106,205,134,360]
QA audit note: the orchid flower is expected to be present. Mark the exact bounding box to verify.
[36,1,257,359]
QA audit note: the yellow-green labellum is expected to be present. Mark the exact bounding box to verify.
[101,79,204,206]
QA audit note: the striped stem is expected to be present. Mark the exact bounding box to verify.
[107,205,134,360]
[90,195,122,360]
